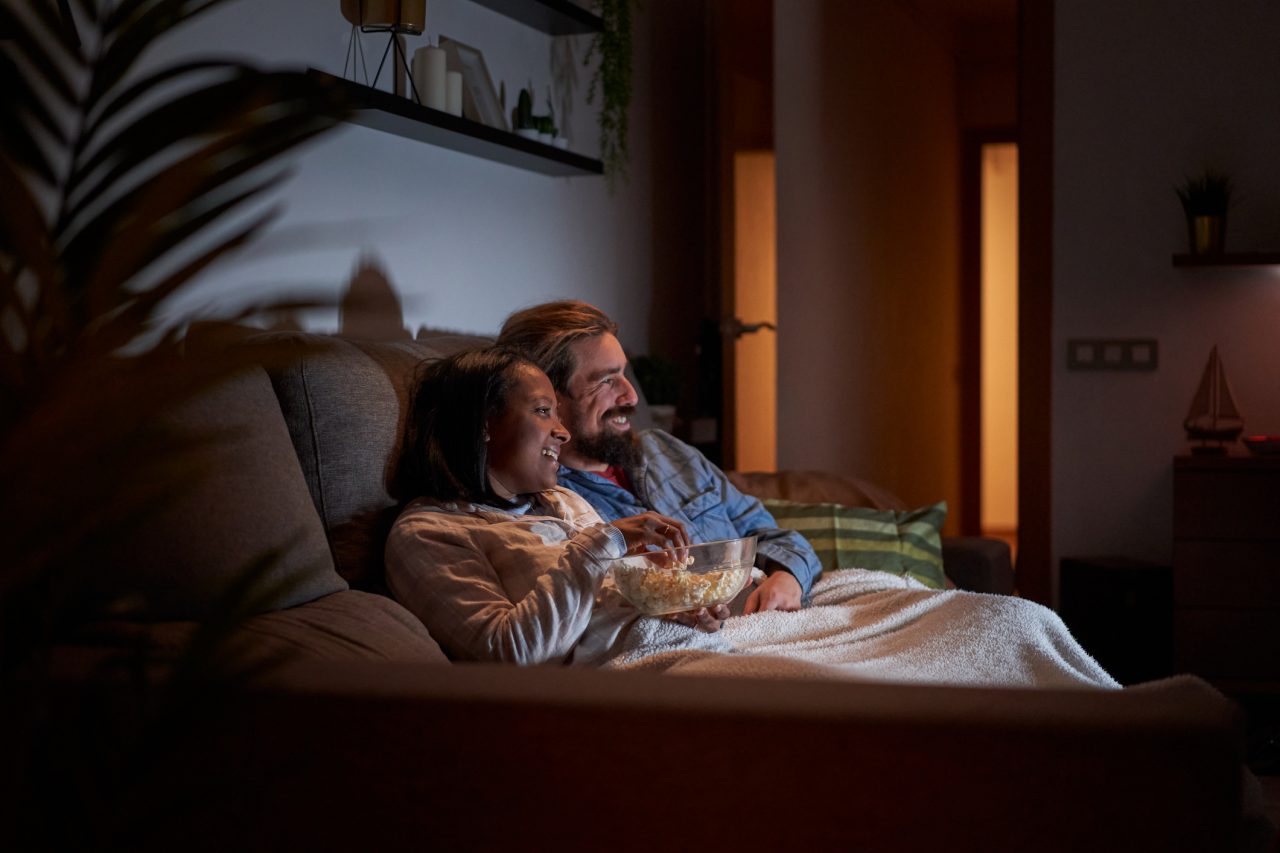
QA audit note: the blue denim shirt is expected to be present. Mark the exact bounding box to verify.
[557,430,821,595]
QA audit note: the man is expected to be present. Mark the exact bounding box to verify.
[497,300,821,623]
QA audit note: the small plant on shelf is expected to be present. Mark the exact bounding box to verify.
[1175,169,1233,255]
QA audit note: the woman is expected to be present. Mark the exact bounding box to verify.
[386,347,727,666]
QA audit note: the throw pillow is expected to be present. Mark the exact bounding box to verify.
[764,499,948,589]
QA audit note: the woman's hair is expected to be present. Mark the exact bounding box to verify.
[496,300,618,394]
[399,346,537,504]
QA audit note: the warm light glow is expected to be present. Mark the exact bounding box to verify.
[734,151,777,472]
[981,143,1018,533]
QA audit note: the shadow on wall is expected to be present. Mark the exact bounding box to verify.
[340,258,412,341]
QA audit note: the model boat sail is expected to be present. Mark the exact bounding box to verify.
[1184,345,1243,451]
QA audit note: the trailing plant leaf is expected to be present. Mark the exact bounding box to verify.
[585,0,633,191]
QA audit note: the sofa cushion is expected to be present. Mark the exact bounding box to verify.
[764,499,948,589]
[69,590,447,666]
[88,366,348,620]
[257,330,489,590]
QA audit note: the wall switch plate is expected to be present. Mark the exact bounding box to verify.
[1067,338,1159,371]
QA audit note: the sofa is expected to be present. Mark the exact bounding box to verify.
[8,328,1265,852]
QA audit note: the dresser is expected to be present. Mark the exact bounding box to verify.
[1172,454,1280,692]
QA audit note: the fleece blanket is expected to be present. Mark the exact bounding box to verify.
[603,569,1119,689]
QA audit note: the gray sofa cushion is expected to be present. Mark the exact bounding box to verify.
[89,366,348,620]
[68,590,447,665]
[258,330,489,590]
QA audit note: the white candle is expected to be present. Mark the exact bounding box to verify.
[412,44,447,109]
[446,70,463,116]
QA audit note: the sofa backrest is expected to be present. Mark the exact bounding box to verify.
[255,330,490,591]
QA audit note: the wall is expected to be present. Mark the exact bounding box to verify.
[144,0,654,348]
[774,0,962,526]
[1053,1,1280,567]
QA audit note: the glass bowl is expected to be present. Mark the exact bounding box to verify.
[607,536,757,616]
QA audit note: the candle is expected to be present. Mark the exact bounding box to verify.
[412,43,447,110]
[446,70,463,117]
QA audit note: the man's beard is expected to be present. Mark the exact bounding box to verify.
[567,406,642,468]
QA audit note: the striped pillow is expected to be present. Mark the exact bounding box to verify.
[764,499,947,589]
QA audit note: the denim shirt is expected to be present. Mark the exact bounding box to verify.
[557,430,822,595]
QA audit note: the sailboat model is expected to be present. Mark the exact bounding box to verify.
[1184,345,1244,453]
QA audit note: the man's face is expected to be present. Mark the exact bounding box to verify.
[558,333,640,471]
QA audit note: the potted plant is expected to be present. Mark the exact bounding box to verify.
[585,0,633,190]
[1176,169,1233,256]
[632,354,680,433]
[2,1,348,843]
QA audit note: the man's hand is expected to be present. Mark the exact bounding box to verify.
[743,570,802,614]
[670,604,730,632]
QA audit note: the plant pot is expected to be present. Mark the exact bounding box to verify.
[648,404,677,434]
[1188,214,1227,256]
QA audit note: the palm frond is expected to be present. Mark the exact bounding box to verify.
[89,0,227,105]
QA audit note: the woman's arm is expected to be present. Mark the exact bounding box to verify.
[386,512,623,665]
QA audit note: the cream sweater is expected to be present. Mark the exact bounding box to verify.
[385,487,638,665]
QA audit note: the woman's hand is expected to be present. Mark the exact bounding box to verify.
[669,604,731,632]
[609,512,689,559]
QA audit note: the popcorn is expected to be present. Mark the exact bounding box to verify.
[611,557,751,616]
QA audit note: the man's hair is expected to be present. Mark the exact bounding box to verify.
[497,300,618,394]
[398,346,536,504]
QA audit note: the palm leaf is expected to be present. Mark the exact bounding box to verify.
[0,4,82,106]
[0,58,63,186]
[82,57,243,137]
[63,70,339,231]
[89,0,226,105]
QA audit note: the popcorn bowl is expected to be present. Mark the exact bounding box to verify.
[607,536,757,616]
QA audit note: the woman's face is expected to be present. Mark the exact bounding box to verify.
[486,364,570,499]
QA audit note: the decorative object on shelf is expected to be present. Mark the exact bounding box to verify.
[1243,435,1280,456]
[446,70,463,116]
[439,37,509,131]
[1175,169,1232,256]
[585,0,633,190]
[341,0,426,98]
[514,85,538,138]
[512,84,558,144]
[1183,345,1244,454]
[411,39,448,110]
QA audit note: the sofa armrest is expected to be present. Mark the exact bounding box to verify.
[942,536,1015,594]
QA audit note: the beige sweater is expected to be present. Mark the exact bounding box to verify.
[385,487,637,665]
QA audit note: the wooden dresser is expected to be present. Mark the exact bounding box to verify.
[1172,454,1280,692]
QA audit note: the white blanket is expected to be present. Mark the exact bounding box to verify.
[603,569,1119,689]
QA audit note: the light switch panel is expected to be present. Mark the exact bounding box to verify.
[1067,338,1159,371]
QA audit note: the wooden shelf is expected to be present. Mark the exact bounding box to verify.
[1172,252,1280,267]
[314,71,603,177]
[470,0,602,34]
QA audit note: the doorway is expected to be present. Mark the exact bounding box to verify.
[980,142,1019,557]
[731,150,778,472]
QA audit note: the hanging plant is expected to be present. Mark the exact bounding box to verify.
[585,0,634,191]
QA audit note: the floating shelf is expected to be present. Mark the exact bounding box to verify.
[1172,252,1280,267]
[470,0,602,34]
[313,71,602,177]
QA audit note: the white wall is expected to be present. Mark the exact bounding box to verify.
[1053,0,1280,566]
[144,0,653,347]
[775,0,962,526]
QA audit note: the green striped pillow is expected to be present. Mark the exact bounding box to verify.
[764,499,947,589]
